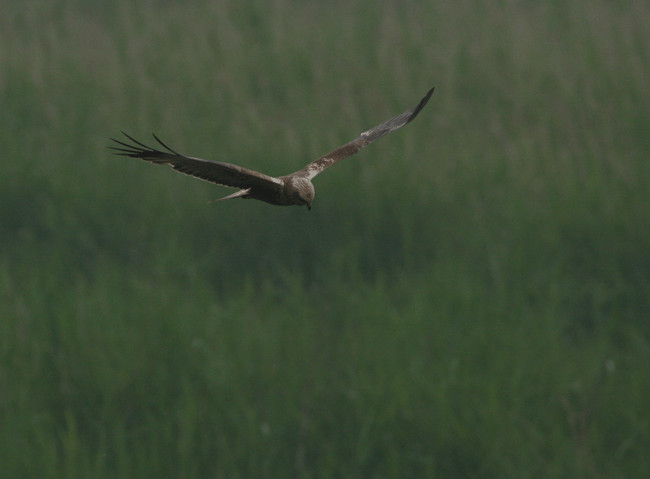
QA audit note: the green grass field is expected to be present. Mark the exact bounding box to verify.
[1,0,649,477]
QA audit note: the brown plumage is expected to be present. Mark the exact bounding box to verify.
[110,87,434,210]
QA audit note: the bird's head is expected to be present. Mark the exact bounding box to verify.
[289,176,315,210]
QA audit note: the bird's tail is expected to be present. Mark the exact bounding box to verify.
[209,188,251,203]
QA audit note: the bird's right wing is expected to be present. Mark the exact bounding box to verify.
[110,132,283,190]
[293,87,434,180]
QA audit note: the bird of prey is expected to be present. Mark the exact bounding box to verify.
[110,87,434,210]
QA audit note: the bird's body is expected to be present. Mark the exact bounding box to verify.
[110,87,434,210]
[223,176,315,208]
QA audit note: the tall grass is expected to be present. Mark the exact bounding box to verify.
[1,0,649,477]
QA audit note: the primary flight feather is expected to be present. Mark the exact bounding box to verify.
[110,87,434,210]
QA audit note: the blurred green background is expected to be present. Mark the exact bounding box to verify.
[1,0,648,477]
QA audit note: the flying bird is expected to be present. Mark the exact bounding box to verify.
[110,87,434,210]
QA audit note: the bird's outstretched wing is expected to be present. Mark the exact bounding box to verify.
[109,132,283,190]
[293,87,434,180]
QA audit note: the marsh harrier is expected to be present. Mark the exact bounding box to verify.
[110,87,433,210]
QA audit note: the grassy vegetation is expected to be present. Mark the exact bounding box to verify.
[1,0,649,477]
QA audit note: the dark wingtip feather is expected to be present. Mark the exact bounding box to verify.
[120,131,156,151]
[152,133,181,155]
[408,87,435,123]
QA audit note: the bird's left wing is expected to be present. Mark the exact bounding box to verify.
[110,132,283,190]
[293,87,434,181]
